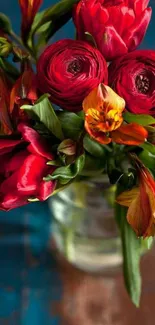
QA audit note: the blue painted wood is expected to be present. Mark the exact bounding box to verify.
[0,0,154,323]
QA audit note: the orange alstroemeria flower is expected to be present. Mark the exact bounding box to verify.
[19,0,43,39]
[117,158,155,237]
[83,84,148,145]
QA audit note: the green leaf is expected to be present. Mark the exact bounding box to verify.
[84,134,106,158]
[21,95,64,140]
[0,13,12,34]
[115,202,141,307]
[124,112,155,126]
[140,142,155,155]
[44,154,85,184]
[35,11,73,49]
[30,0,79,48]
[138,149,155,173]
[58,111,84,140]
[33,0,79,32]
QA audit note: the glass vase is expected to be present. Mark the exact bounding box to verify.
[48,177,122,274]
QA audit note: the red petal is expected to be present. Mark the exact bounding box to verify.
[18,123,54,160]
[0,72,13,134]
[38,179,56,201]
[0,193,28,211]
[10,67,38,112]
[0,139,22,155]
[99,25,128,60]
[19,0,43,38]
[17,154,48,196]
[124,8,152,50]
[5,150,29,173]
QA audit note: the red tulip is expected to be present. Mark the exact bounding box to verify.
[0,123,56,211]
[74,0,152,61]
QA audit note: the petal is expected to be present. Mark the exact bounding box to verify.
[99,25,128,61]
[0,193,28,211]
[83,83,104,113]
[19,0,43,38]
[124,8,152,50]
[83,84,125,114]
[10,67,38,111]
[17,154,48,195]
[18,123,54,160]
[0,72,13,134]
[38,179,56,201]
[144,185,155,237]
[5,150,29,173]
[85,120,111,144]
[0,139,22,155]
[111,123,148,145]
[127,190,150,237]
[116,187,139,207]
[0,171,28,210]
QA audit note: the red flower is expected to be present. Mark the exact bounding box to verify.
[36,39,108,111]
[73,0,152,61]
[10,66,38,125]
[108,50,155,115]
[0,123,56,211]
[19,0,43,40]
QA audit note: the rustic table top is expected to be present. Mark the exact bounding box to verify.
[55,245,155,325]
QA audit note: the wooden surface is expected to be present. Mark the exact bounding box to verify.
[53,245,155,325]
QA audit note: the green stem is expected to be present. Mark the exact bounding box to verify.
[10,30,23,47]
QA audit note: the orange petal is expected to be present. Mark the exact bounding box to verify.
[116,187,139,207]
[127,192,150,237]
[83,84,125,115]
[111,122,148,145]
[85,121,111,144]
[143,185,155,237]
[83,84,105,113]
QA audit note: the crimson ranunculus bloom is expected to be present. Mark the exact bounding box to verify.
[73,0,152,61]
[0,123,56,211]
[36,39,108,111]
[108,50,155,115]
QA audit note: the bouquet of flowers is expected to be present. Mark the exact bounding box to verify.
[0,0,154,306]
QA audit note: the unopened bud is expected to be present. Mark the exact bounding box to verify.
[58,139,76,156]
